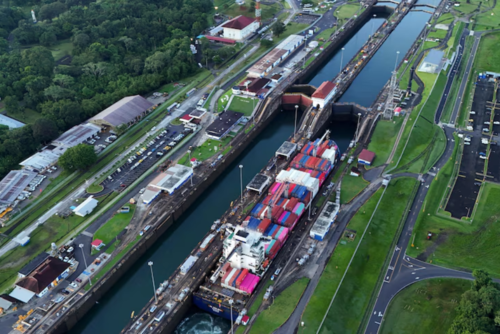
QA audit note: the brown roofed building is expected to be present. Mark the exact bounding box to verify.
[15,257,71,298]
[223,15,260,41]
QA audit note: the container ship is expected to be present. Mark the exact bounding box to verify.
[192,131,339,321]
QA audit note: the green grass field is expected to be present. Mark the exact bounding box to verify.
[178,136,232,165]
[93,204,136,245]
[367,117,404,167]
[228,96,257,116]
[334,4,360,21]
[300,177,418,334]
[5,108,43,125]
[340,175,369,204]
[380,278,470,334]
[427,29,447,40]
[250,278,310,334]
[49,40,74,61]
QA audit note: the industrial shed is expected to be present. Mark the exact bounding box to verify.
[0,170,37,205]
[53,123,100,147]
[89,95,154,128]
[149,165,193,195]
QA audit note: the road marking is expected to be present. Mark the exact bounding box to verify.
[375,322,381,325]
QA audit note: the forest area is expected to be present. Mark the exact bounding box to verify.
[0,0,213,178]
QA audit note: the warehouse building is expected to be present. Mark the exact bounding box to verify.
[18,253,50,278]
[53,123,100,147]
[89,95,154,129]
[73,196,98,217]
[149,165,193,195]
[246,34,304,78]
[0,170,37,205]
[206,110,244,140]
[11,257,71,301]
[358,149,375,166]
[418,49,444,74]
[223,16,260,41]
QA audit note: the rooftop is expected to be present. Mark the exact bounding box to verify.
[275,34,304,51]
[246,174,271,193]
[91,239,103,247]
[247,78,271,93]
[0,114,25,129]
[247,49,288,75]
[358,149,375,163]
[312,81,336,99]
[150,165,193,193]
[423,49,444,66]
[89,95,154,127]
[276,141,297,158]
[0,170,37,205]
[18,252,50,276]
[222,15,256,30]
[206,110,244,138]
[16,257,70,294]
[54,123,100,147]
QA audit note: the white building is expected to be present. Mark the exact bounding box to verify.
[149,165,193,195]
[418,49,444,74]
[73,196,98,217]
[223,16,260,41]
[312,81,337,109]
[223,227,267,273]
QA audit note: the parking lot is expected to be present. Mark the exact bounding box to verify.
[445,79,494,218]
[97,124,188,194]
[293,14,319,25]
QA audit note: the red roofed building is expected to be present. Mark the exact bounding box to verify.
[312,81,337,109]
[91,239,104,250]
[358,149,376,166]
[223,15,260,41]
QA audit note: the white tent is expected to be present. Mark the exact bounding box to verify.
[10,286,35,303]
[73,197,98,217]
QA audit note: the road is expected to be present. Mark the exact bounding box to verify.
[364,27,485,334]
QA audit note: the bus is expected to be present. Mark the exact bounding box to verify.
[186,88,196,97]
[167,102,178,112]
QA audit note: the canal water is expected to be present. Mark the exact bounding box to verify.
[70,7,433,334]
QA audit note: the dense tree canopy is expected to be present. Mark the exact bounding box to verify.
[59,144,97,171]
[449,270,500,334]
[0,0,212,177]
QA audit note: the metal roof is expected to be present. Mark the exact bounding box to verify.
[423,49,444,66]
[89,95,154,127]
[247,49,288,75]
[0,114,24,129]
[0,170,37,205]
[19,252,50,276]
[54,123,100,147]
[275,34,304,51]
[150,165,193,194]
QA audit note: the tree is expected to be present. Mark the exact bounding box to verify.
[273,20,286,37]
[39,31,57,46]
[59,144,97,171]
[261,39,273,48]
[3,96,22,114]
[73,33,90,49]
[32,117,58,144]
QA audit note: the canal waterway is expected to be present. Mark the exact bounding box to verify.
[71,6,434,333]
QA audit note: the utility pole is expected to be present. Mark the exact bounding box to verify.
[229,299,234,334]
[294,105,299,135]
[148,261,158,305]
[340,47,345,73]
[79,244,91,286]
[239,165,244,199]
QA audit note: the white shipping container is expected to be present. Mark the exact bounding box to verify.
[180,255,199,275]
[224,268,238,286]
[200,233,216,251]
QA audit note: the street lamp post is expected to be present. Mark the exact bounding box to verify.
[355,113,362,142]
[239,165,243,199]
[394,51,400,72]
[371,14,377,36]
[79,244,91,286]
[187,150,193,186]
[340,47,345,73]
[229,299,234,334]
[294,105,299,135]
[148,261,158,305]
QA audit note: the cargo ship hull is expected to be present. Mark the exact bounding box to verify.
[193,294,240,321]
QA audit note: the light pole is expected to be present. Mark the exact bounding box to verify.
[371,14,377,36]
[239,165,243,199]
[229,299,234,334]
[294,105,299,135]
[340,47,345,73]
[187,150,193,186]
[394,51,400,72]
[355,113,362,142]
[148,261,158,305]
[79,244,91,286]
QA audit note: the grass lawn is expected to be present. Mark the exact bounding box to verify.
[227,96,257,116]
[471,0,500,29]
[301,177,417,333]
[178,136,232,165]
[86,184,104,194]
[93,204,136,245]
[49,40,74,61]
[380,278,470,334]
[474,33,500,72]
[367,117,404,167]
[410,181,500,277]
[438,13,454,24]
[218,89,234,112]
[340,175,369,204]
[249,278,310,334]
[334,4,360,21]
[427,29,447,40]
[5,108,42,125]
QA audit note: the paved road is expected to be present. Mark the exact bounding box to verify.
[435,28,466,123]
[448,32,483,125]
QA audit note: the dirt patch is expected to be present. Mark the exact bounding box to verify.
[416,231,448,261]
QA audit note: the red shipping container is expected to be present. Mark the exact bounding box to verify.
[287,184,296,197]
[236,269,249,289]
[222,266,233,283]
[272,206,284,219]
[285,212,298,227]
[286,198,299,211]
[303,192,312,205]
[262,195,272,206]
[257,218,272,233]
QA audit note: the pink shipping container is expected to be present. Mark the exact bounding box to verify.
[270,182,282,194]
[276,227,289,243]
